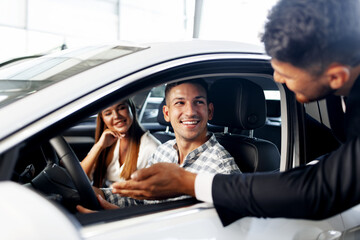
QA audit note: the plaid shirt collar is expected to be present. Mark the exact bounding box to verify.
[171,132,216,167]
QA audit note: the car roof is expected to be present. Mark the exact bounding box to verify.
[0,40,269,152]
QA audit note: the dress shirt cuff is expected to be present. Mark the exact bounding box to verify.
[194,173,215,203]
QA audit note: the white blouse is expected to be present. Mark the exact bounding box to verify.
[105,131,160,183]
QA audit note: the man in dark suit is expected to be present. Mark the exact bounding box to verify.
[112,0,360,226]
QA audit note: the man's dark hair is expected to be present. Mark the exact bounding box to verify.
[164,79,209,104]
[262,0,360,75]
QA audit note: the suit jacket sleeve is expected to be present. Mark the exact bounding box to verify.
[212,136,360,226]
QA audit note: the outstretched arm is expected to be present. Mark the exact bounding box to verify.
[111,163,196,200]
[213,137,360,222]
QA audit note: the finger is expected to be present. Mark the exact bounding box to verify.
[112,180,144,190]
[113,189,154,200]
[104,129,119,139]
[109,131,119,139]
[116,188,173,200]
[113,131,122,138]
[132,162,181,180]
[130,165,159,181]
[76,205,95,214]
[111,182,149,198]
[98,195,119,210]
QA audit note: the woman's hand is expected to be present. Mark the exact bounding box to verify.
[76,194,119,213]
[80,130,119,176]
[97,129,120,149]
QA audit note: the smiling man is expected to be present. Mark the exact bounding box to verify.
[145,79,240,175]
[87,79,241,208]
[163,80,214,164]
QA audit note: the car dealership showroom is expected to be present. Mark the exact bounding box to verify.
[1,0,359,239]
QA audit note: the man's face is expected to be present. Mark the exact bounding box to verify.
[271,59,333,103]
[163,83,213,144]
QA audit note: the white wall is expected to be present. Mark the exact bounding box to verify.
[0,0,194,62]
[0,0,277,63]
[199,0,278,45]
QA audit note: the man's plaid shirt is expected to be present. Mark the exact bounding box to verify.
[102,133,240,207]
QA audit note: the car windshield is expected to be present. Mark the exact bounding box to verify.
[0,45,147,108]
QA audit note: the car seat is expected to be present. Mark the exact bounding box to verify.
[152,98,175,143]
[208,78,280,173]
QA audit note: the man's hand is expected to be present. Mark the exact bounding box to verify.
[111,163,197,200]
[76,194,119,213]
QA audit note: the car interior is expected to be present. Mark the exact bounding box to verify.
[9,73,283,220]
[208,78,280,172]
[8,64,343,227]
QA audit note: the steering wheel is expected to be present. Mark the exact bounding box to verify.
[49,136,101,210]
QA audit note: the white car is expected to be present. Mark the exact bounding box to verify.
[0,40,358,240]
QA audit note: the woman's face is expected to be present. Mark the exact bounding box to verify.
[101,101,134,135]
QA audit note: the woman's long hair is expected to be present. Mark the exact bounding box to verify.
[93,99,145,187]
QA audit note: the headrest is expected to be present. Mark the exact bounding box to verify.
[157,98,171,126]
[209,78,266,130]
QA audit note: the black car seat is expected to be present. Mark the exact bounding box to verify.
[208,78,280,173]
[253,99,282,151]
[152,98,175,143]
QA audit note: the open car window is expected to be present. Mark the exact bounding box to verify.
[11,70,284,225]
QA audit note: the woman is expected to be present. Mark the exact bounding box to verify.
[81,99,160,187]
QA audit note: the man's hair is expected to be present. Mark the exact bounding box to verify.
[262,0,360,75]
[164,79,209,104]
